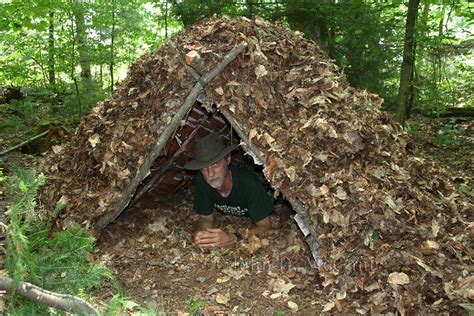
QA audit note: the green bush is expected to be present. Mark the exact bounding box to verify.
[3,168,112,314]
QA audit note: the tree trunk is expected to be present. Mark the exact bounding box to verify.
[395,0,420,127]
[164,0,168,39]
[432,6,445,86]
[74,4,92,84]
[110,0,115,93]
[48,11,56,87]
[246,0,254,18]
[408,3,430,118]
[407,40,417,120]
[70,14,83,117]
[99,63,103,87]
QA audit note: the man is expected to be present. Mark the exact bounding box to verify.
[184,133,274,249]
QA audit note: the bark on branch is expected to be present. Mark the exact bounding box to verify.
[0,130,49,157]
[129,113,209,206]
[0,275,99,315]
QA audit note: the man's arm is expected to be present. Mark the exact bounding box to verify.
[247,216,271,238]
[195,213,214,232]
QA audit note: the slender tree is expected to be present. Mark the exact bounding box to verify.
[70,14,83,117]
[396,0,420,126]
[48,11,56,87]
[164,0,169,38]
[74,3,92,84]
[110,0,115,93]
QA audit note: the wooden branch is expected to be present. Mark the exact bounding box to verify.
[96,41,248,229]
[221,110,263,165]
[0,275,98,315]
[129,114,209,207]
[0,130,49,157]
[166,39,200,80]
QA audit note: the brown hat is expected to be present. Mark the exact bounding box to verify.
[184,133,238,170]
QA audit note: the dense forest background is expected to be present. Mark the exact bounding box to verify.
[0,1,473,314]
[0,0,472,139]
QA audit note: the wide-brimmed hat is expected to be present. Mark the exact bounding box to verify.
[184,133,238,170]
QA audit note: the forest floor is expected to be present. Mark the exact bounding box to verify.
[0,114,472,314]
[92,114,473,314]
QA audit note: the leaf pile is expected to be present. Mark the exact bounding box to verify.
[39,17,472,313]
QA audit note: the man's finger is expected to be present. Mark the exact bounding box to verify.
[196,235,218,243]
[196,236,215,244]
[199,231,219,239]
[197,239,218,248]
[199,243,214,249]
[206,228,223,233]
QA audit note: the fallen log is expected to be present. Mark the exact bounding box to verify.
[440,108,474,117]
[412,107,474,118]
[0,275,99,315]
[0,130,49,157]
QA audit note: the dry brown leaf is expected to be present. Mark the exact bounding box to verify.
[255,64,268,79]
[284,166,297,182]
[216,293,230,306]
[88,134,100,148]
[52,145,63,154]
[269,278,295,297]
[287,301,298,312]
[249,128,260,141]
[322,301,335,312]
[388,272,410,286]
[335,187,347,200]
[215,86,224,95]
[432,218,440,237]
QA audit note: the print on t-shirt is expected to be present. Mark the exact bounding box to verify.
[214,203,248,216]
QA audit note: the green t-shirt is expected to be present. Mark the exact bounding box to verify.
[193,164,274,224]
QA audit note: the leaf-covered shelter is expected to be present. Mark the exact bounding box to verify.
[39,17,472,314]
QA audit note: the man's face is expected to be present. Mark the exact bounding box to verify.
[201,157,230,190]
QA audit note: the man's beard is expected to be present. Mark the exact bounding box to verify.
[206,176,225,189]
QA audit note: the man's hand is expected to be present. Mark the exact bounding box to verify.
[194,228,236,249]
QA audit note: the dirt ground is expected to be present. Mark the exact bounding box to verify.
[95,192,324,314]
[408,115,473,187]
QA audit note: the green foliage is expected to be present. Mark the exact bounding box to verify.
[185,296,208,315]
[275,308,285,316]
[435,126,464,146]
[458,184,473,196]
[3,168,112,314]
[371,230,381,244]
[106,295,140,315]
[458,303,474,315]
[104,295,165,315]
[2,168,166,314]
[404,121,422,137]
[0,1,472,142]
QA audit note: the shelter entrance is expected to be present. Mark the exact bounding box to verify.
[113,99,309,240]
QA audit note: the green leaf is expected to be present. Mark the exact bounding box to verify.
[371,230,381,244]
[122,299,139,310]
[18,180,28,193]
[459,303,474,315]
